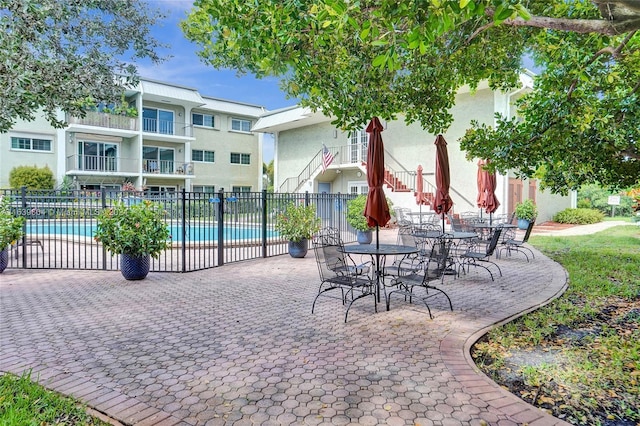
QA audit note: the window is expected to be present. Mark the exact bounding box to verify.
[193,185,216,193]
[192,113,215,128]
[232,186,251,193]
[143,108,174,134]
[192,149,215,163]
[11,136,52,152]
[231,118,251,132]
[230,152,251,165]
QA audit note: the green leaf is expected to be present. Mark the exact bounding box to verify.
[372,54,387,67]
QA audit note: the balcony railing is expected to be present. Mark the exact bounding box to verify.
[67,111,138,131]
[142,118,193,137]
[66,155,138,174]
[65,155,193,176]
[143,160,194,175]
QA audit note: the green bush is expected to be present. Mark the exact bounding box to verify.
[553,208,604,224]
[578,184,634,216]
[346,195,372,231]
[9,165,55,190]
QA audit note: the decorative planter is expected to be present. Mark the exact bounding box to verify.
[0,249,8,273]
[288,239,309,258]
[356,230,373,244]
[120,253,151,280]
[517,219,531,230]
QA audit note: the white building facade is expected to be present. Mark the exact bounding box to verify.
[0,79,266,196]
[253,72,573,223]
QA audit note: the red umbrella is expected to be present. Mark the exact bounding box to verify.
[415,165,431,208]
[363,117,391,248]
[482,159,500,218]
[476,159,487,211]
[434,134,453,230]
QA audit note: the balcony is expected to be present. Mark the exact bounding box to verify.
[143,159,194,176]
[65,155,194,178]
[67,111,138,133]
[66,155,138,175]
[142,118,193,138]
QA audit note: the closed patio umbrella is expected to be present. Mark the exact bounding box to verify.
[434,134,453,231]
[363,117,391,249]
[481,159,500,223]
[476,159,487,220]
[415,165,430,214]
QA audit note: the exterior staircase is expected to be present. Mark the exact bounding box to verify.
[277,142,477,214]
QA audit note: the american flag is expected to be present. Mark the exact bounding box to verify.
[321,144,334,174]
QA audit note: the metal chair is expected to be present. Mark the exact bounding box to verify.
[386,237,454,318]
[459,228,503,281]
[311,228,375,322]
[499,219,536,261]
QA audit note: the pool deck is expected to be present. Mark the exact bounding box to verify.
[0,226,580,426]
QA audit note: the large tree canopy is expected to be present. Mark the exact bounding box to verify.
[0,0,165,132]
[182,0,639,193]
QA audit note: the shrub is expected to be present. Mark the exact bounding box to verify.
[9,165,55,190]
[346,195,373,231]
[578,184,634,216]
[0,196,25,249]
[553,208,604,225]
[274,202,321,242]
[514,199,538,221]
[94,200,171,258]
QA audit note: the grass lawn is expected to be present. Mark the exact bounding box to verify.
[472,225,640,425]
[0,371,111,425]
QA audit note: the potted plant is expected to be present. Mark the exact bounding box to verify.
[514,199,538,229]
[94,199,171,280]
[274,202,321,258]
[0,196,25,273]
[346,195,374,244]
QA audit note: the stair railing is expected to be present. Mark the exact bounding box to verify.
[277,146,339,193]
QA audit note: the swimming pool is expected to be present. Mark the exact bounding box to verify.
[25,221,278,242]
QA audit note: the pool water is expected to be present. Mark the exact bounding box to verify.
[25,222,277,242]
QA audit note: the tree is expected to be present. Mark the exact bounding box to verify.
[263,160,274,192]
[0,0,166,132]
[182,0,639,193]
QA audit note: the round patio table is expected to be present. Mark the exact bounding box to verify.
[340,244,418,303]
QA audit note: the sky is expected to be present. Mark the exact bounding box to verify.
[138,0,297,162]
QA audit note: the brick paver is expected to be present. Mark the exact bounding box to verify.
[0,227,572,425]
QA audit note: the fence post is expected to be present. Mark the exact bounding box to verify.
[101,190,107,270]
[20,186,27,268]
[262,189,268,258]
[217,188,225,266]
[181,188,187,273]
[304,191,310,207]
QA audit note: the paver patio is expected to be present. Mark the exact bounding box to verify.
[0,228,572,426]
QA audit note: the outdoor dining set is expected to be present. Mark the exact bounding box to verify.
[310,213,536,322]
[307,116,536,322]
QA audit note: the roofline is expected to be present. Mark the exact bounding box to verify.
[200,94,267,110]
[139,77,200,93]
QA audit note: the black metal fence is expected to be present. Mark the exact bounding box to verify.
[2,188,359,272]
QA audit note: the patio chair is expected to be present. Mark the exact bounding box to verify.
[311,228,375,322]
[386,237,453,318]
[459,228,503,281]
[498,219,536,262]
[393,206,411,226]
[13,238,44,259]
[380,224,425,280]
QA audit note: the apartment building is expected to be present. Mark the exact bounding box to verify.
[0,79,266,196]
[253,71,574,223]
